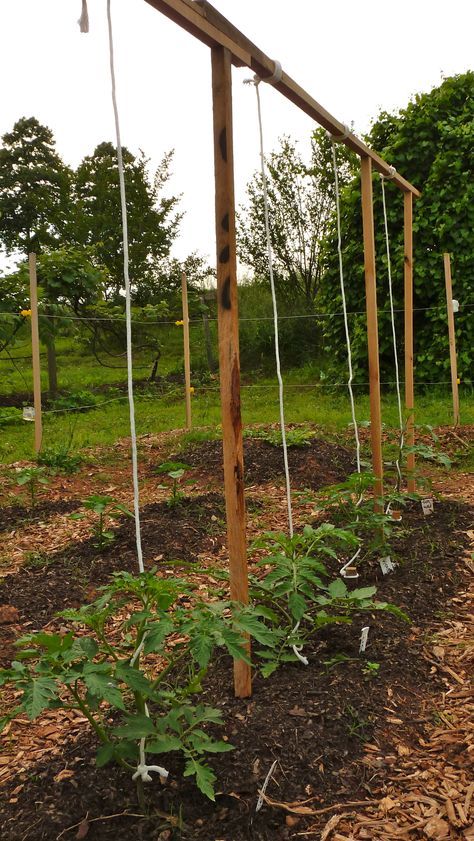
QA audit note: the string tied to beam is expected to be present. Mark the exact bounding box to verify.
[381,165,397,180]
[244,59,283,87]
[329,123,351,143]
[78,0,89,33]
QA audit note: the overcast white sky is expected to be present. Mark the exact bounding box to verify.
[1,0,473,271]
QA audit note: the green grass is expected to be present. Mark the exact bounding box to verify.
[1,373,473,464]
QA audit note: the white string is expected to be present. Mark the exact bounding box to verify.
[251,79,293,538]
[380,175,404,491]
[106,0,144,575]
[291,620,309,666]
[106,0,166,787]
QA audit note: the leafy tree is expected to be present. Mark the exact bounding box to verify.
[319,72,474,385]
[0,117,72,255]
[73,143,181,299]
[238,130,354,307]
[6,247,108,396]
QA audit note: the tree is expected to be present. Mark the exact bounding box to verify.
[73,143,182,300]
[318,72,474,386]
[8,247,108,396]
[237,130,354,307]
[0,117,72,255]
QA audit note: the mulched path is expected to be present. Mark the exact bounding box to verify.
[0,490,472,840]
[0,430,474,841]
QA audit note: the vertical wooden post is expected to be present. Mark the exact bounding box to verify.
[181,272,192,430]
[28,253,43,454]
[443,253,460,426]
[211,45,250,698]
[360,157,383,509]
[404,192,416,492]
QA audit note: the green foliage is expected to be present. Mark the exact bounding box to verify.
[0,407,22,427]
[249,524,407,675]
[15,466,49,507]
[0,570,251,801]
[49,390,98,413]
[71,494,133,551]
[238,131,354,306]
[73,143,181,298]
[156,461,191,506]
[0,116,72,255]
[37,445,83,475]
[319,72,474,386]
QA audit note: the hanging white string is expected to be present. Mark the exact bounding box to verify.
[106,0,143,575]
[330,137,362,579]
[380,175,404,492]
[106,0,165,786]
[249,78,294,538]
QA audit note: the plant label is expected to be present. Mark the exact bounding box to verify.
[452,299,459,313]
[22,406,35,421]
[359,626,370,653]
[379,556,397,575]
[421,498,434,516]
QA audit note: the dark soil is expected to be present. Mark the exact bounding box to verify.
[0,499,471,841]
[178,437,356,488]
[0,494,225,634]
[0,499,79,533]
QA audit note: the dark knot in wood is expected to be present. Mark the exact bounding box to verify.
[221,276,231,310]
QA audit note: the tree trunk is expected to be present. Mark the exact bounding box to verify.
[45,335,58,398]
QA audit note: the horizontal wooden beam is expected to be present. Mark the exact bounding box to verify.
[144,0,421,197]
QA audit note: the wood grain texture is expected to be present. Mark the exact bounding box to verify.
[145,0,420,195]
[404,193,416,492]
[443,253,460,427]
[181,272,192,430]
[28,253,43,454]
[360,158,383,510]
[211,45,251,698]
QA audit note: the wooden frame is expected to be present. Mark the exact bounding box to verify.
[143,0,420,695]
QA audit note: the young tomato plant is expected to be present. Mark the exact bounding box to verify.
[15,466,49,508]
[156,461,191,507]
[249,524,408,676]
[71,494,133,551]
[0,570,263,802]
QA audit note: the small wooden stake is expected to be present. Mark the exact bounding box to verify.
[360,157,383,510]
[28,253,43,454]
[181,272,192,430]
[443,253,460,426]
[211,45,250,698]
[404,192,416,492]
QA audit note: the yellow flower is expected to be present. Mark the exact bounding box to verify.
[175,320,184,326]
[20,309,32,317]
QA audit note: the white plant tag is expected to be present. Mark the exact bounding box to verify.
[421,498,434,516]
[359,626,370,653]
[452,299,459,313]
[379,556,397,575]
[22,406,35,422]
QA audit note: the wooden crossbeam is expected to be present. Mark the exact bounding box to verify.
[144,0,420,196]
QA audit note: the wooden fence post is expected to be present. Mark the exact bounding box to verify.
[181,272,192,430]
[28,253,43,454]
[360,157,383,510]
[443,253,460,426]
[404,192,416,492]
[211,45,251,698]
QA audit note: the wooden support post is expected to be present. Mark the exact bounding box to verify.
[443,253,460,427]
[28,253,43,454]
[360,157,383,509]
[404,193,415,492]
[181,272,192,430]
[211,45,250,698]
